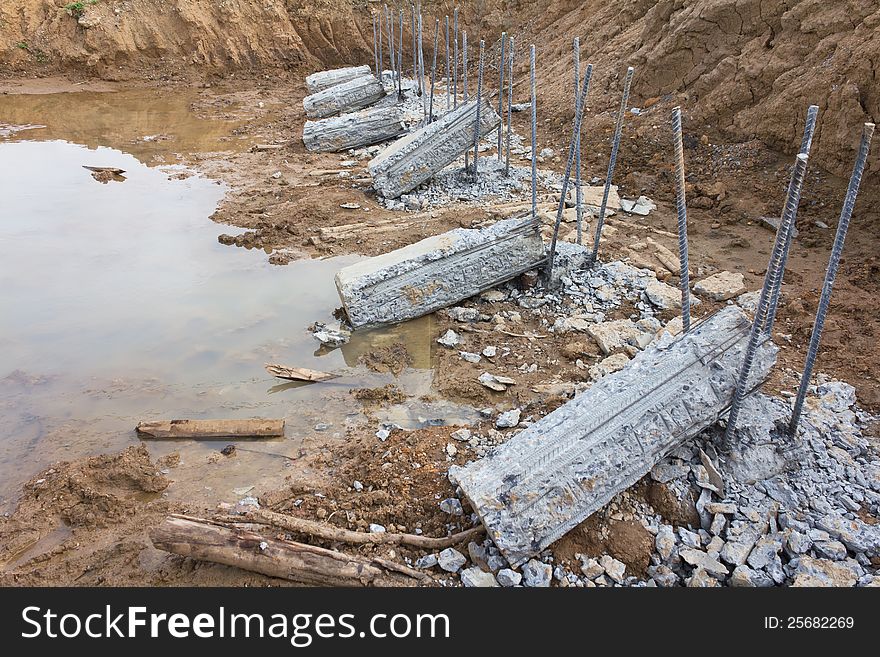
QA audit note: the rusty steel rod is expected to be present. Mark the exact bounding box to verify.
[445,15,451,110]
[590,66,634,264]
[463,30,469,171]
[724,153,810,444]
[671,105,692,333]
[411,4,418,84]
[397,11,404,99]
[372,15,379,76]
[387,6,395,81]
[547,63,594,279]
[789,123,874,436]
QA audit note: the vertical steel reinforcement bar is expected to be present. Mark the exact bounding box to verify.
[497,32,507,161]
[445,16,451,110]
[724,153,810,443]
[573,37,583,244]
[397,11,404,99]
[453,8,459,108]
[463,30,469,171]
[530,44,537,224]
[472,39,485,179]
[411,4,418,84]
[387,6,395,81]
[418,11,425,101]
[671,106,691,333]
[373,15,379,76]
[789,122,874,436]
[590,66,634,265]
[763,104,820,334]
[429,18,439,123]
[505,36,514,176]
[547,63,594,279]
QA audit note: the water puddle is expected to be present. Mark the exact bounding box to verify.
[0,90,450,512]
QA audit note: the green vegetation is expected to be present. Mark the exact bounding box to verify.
[63,0,98,18]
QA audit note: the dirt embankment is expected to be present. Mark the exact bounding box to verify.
[4,1,877,180]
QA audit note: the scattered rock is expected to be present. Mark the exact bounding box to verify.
[791,556,858,587]
[439,498,463,515]
[496,408,521,428]
[599,555,627,584]
[460,566,499,587]
[497,568,522,587]
[522,559,553,587]
[693,271,746,301]
[478,372,516,391]
[438,548,467,573]
[437,329,461,347]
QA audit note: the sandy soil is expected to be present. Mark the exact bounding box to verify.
[2,0,879,586]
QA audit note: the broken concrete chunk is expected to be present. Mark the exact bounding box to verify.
[369,96,501,198]
[449,306,777,566]
[620,195,656,215]
[586,319,654,355]
[479,372,516,392]
[335,218,544,329]
[305,65,372,93]
[436,329,461,347]
[522,559,552,587]
[303,75,385,119]
[303,105,406,152]
[588,353,630,381]
[693,271,747,301]
[460,566,499,587]
[644,279,683,310]
[495,408,521,428]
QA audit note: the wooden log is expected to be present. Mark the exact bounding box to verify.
[264,364,338,382]
[303,105,406,153]
[368,96,501,198]
[223,508,484,550]
[305,65,372,94]
[150,515,428,587]
[136,419,285,439]
[303,75,386,120]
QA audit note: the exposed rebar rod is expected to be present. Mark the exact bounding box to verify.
[589,66,634,265]
[573,37,582,244]
[505,36,514,176]
[497,32,507,160]
[671,105,692,333]
[530,44,537,224]
[453,8,459,108]
[789,123,874,436]
[387,6,395,81]
[418,9,425,97]
[472,39,485,179]
[411,4,418,84]
[372,15,379,76]
[546,63,594,279]
[397,11,404,99]
[429,18,439,123]
[724,153,810,444]
[378,10,384,80]
[445,15,451,110]
[763,104,820,334]
[463,30,469,171]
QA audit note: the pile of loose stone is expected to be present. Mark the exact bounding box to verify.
[418,251,880,587]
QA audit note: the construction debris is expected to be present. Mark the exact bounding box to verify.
[694,271,747,301]
[335,218,544,329]
[302,75,385,120]
[368,96,501,198]
[450,306,778,566]
[305,65,372,94]
[135,419,285,439]
[264,364,338,382]
[302,105,406,152]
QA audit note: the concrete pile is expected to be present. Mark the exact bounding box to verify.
[449,306,778,567]
[369,96,501,198]
[334,218,544,329]
[303,74,386,119]
[305,65,372,94]
[303,105,407,153]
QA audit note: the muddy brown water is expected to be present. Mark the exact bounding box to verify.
[0,89,475,512]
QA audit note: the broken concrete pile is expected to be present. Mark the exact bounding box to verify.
[335,218,545,329]
[302,74,386,119]
[449,306,778,566]
[369,96,501,198]
[305,65,372,94]
[303,105,406,153]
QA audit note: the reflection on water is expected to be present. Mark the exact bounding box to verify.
[0,93,446,511]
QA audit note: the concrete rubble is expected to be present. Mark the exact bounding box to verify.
[303,74,385,119]
[368,96,501,198]
[305,65,372,94]
[302,105,406,153]
[449,306,778,566]
[334,218,544,329]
